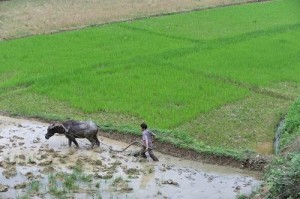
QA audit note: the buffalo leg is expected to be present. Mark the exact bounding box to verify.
[94,135,100,146]
[70,138,79,148]
[68,139,72,147]
[86,137,96,148]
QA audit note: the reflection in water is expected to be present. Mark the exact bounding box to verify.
[0,115,262,199]
[140,164,155,189]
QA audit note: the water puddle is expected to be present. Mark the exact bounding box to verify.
[0,115,261,198]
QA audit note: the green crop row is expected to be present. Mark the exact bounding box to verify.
[0,0,299,154]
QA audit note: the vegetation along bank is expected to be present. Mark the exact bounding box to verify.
[0,0,300,197]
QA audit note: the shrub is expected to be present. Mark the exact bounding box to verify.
[283,98,300,135]
[264,153,300,199]
[280,98,300,151]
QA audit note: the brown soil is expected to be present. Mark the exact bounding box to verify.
[100,131,270,171]
[0,111,270,171]
[1,0,260,40]
[0,0,271,172]
[0,115,261,198]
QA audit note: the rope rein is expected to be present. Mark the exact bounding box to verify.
[106,141,143,152]
[61,124,69,135]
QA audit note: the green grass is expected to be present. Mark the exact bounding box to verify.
[0,0,300,154]
[280,97,300,150]
[45,167,94,198]
[262,98,300,198]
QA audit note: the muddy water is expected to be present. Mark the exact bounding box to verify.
[0,115,261,199]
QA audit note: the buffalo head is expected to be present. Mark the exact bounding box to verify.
[45,124,67,139]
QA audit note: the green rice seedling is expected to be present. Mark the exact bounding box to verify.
[72,165,83,174]
[28,180,40,194]
[148,167,154,174]
[96,193,102,199]
[79,173,93,183]
[64,175,79,191]
[17,194,30,199]
[110,176,132,192]
[112,176,123,186]
[48,173,67,197]
[1,0,300,155]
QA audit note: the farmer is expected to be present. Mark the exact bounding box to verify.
[136,122,159,161]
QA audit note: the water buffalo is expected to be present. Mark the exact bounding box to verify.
[45,120,100,148]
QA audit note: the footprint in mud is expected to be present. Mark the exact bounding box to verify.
[15,154,26,160]
[2,167,17,179]
[0,184,9,192]
[0,116,263,199]
[32,137,41,143]
[185,173,196,181]
[24,172,35,180]
[123,167,141,176]
[18,142,25,146]
[14,183,27,189]
[109,176,133,193]
[12,135,24,140]
[38,159,53,166]
[161,179,179,186]
[42,166,55,173]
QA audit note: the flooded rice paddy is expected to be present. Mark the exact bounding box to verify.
[0,115,261,199]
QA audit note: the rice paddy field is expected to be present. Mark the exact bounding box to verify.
[1,0,300,157]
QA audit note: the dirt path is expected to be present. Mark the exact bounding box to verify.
[0,115,261,198]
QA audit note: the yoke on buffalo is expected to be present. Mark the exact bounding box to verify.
[45,120,100,148]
